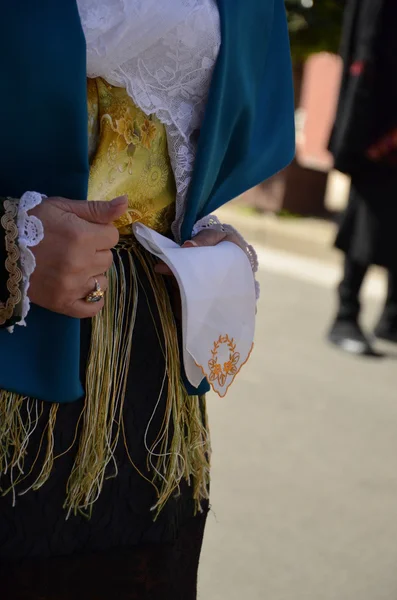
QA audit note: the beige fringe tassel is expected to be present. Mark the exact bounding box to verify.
[0,244,211,518]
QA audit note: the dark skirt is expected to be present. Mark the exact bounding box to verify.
[335,171,397,269]
[0,248,208,599]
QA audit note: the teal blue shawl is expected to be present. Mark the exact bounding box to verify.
[0,0,294,402]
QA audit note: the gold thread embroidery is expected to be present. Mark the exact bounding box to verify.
[87,78,176,237]
[208,335,241,388]
[0,199,22,326]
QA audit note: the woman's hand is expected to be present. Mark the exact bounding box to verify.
[29,196,128,318]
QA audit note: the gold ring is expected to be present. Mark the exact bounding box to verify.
[85,279,105,303]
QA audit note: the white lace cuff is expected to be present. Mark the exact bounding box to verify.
[192,215,260,300]
[15,192,44,326]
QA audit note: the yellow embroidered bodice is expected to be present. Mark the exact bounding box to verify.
[87,78,176,235]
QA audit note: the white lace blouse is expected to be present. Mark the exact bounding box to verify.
[78,0,221,239]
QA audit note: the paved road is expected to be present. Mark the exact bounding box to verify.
[198,237,397,600]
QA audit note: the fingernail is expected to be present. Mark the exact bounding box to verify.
[111,195,128,207]
[182,241,198,248]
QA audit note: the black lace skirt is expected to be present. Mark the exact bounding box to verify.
[0,251,208,600]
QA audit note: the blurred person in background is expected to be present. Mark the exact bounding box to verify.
[327,0,397,355]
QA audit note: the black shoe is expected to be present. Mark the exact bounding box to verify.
[327,318,377,356]
[374,318,397,344]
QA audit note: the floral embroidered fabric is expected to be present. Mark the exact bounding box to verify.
[87,78,177,235]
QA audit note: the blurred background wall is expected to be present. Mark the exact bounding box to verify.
[236,0,350,216]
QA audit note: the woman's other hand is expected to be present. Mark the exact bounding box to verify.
[29,196,128,318]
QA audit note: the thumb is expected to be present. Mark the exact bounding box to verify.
[62,196,128,225]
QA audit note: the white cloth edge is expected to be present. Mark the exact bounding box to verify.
[192,215,261,300]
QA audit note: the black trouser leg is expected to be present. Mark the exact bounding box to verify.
[328,256,374,354]
[336,256,369,321]
[384,269,397,320]
[375,269,397,340]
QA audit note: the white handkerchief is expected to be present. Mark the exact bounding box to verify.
[133,223,256,397]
